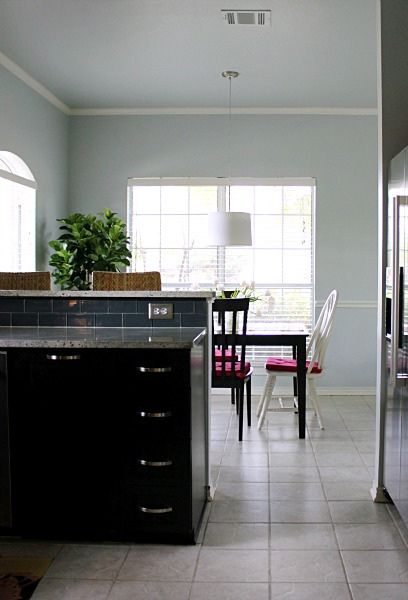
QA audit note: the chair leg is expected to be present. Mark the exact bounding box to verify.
[308,378,324,430]
[246,377,251,427]
[231,389,235,405]
[257,374,277,429]
[238,384,244,441]
[256,377,268,416]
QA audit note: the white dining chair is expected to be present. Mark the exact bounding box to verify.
[257,289,338,430]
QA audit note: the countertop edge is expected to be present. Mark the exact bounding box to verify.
[0,326,207,349]
[0,290,215,298]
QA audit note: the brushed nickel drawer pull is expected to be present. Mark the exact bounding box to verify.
[138,459,173,467]
[137,411,172,418]
[138,506,173,514]
[46,354,81,361]
[136,366,172,373]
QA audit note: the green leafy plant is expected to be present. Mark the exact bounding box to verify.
[49,208,132,290]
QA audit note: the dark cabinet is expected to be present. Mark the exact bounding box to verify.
[3,345,207,543]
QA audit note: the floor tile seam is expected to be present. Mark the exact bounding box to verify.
[105,579,116,598]
[306,421,330,508]
[306,419,349,565]
[188,542,204,591]
[385,505,408,550]
[267,433,272,595]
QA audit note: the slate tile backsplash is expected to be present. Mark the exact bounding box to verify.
[0,296,208,328]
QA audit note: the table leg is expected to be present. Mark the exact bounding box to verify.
[296,339,307,438]
[292,344,298,399]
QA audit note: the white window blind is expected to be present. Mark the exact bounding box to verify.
[127,178,315,363]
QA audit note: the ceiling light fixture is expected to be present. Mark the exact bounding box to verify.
[207,71,252,247]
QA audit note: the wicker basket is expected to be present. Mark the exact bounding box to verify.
[92,271,161,291]
[0,271,51,290]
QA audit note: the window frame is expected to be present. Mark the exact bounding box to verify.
[127,177,315,363]
[0,151,37,272]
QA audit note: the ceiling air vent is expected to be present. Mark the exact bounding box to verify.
[221,9,271,26]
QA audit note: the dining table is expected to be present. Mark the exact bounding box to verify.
[244,323,309,439]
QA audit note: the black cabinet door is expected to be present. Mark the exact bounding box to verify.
[7,349,121,539]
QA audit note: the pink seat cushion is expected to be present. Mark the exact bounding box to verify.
[265,357,322,374]
[215,361,251,380]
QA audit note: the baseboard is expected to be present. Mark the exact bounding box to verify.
[211,386,376,396]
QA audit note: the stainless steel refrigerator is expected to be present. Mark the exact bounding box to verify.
[384,146,408,526]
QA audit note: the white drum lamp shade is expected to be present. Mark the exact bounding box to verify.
[208,211,252,246]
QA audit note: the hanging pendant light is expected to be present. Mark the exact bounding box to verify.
[208,71,252,247]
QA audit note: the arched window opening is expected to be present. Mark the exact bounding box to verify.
[0,151,36,271]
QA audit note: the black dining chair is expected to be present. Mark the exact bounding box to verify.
[212,297,253,441]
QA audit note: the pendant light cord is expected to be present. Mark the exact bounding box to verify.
[227,74,232,212]
[222,70,239,213]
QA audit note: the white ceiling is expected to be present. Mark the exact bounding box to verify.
[0,0,378,112]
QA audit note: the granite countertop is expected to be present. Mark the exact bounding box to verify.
[0,290,214,299]
[0,327,207,349]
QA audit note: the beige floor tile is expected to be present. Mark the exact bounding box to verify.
[269,466,321,482]
[350,583,408,599]
[318,466,371,482]
[270,523,337,549]
[218,466,269,482]
[117,545,200,582]
[32,578,112,600]
[270,549,346,582]
[314,452,365,467]
[269,481,325,501]
[268,452,317,467]
[271,582,351,599]
[328,501,392,523]
[269,501,331,523]
[322,481,373,501]
[107,581,191,599]
[191,582,269,600]
[43,545,129,580]
[195,548,268,582]
[342,550,408,583]
[214,481,269,501]
[221,452,269,467]
[203,522,269,549]
[209,499,269,522]
[335,522,405,550]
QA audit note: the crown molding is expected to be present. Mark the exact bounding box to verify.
[0,51,378,118]
[0,51,69,115]
[69,106,378,117]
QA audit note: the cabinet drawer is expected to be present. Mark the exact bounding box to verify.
[122,486,191,538]
[130,407,190,440]
[124,441,190,484]
[114,349,190,386]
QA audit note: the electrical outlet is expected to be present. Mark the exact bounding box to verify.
[148,303,174,320]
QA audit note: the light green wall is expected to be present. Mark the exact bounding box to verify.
[68,113,378,389]
[0,65,69,269]
[0,62,379,390]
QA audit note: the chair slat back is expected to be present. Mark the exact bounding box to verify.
[307,289,338,373]
[212,297,250,386]
[0,271,51,290]
[92,271,161,291]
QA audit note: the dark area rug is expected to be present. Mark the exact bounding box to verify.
[0,556,51,600]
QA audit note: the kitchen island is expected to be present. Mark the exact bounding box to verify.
[0,290,212,544]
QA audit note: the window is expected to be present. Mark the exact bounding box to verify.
[127,178,315,361]
[0,151,36,271]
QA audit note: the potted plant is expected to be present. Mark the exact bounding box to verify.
[216,281,260,302]
[49,208,132,290]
